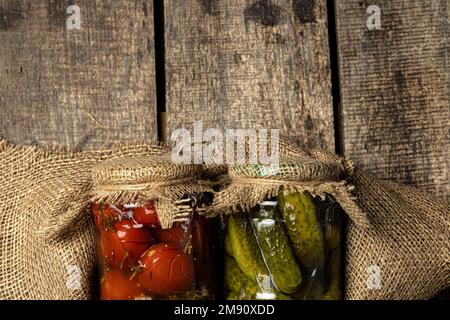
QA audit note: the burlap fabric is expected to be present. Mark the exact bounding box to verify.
[0,139,198,299]
[345,168,449,299]
[210,140,450,300]
[200,163,228,179]
[91,154,209,228]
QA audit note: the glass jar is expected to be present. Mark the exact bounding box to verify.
[91,193,217,300]
[224,191,342,300]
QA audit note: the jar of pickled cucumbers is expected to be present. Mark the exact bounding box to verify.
[224,193,342,300]
[90,156,218,300]
[218,158,345,300]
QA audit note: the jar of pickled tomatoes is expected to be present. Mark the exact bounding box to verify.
[90,156,218,300]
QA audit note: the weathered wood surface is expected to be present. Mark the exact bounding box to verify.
[0,0,157,149]
[165,0,335,151]
[335,1,450,200]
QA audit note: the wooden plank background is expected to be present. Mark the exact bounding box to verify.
[0,0,157,149]
[335,0,449,201]
[165,0,335,152]
[0,0,448,297]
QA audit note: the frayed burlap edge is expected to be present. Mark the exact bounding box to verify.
[90,181,211,229]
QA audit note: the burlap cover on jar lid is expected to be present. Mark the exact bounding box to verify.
[211,143,369,228]
[90,154,210,229]
[210,139,449,299]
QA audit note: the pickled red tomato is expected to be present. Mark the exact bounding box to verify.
[156,222,191,248]
[91,203,122,230]
[114,220,154,264]
[100,230,129,268]
[132,201,160,227]
[100,220,154,268]
[138,243,195,295]
[101,269,147,300]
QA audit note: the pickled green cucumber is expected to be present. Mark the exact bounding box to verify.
[277,191,325,271]
[228,214,268,282]
[277,292,294,300]
[226,292,239,300]
[225,257,293,300]
[225,256,259,295]
[252,210,302,294]
[224,232,234,257]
